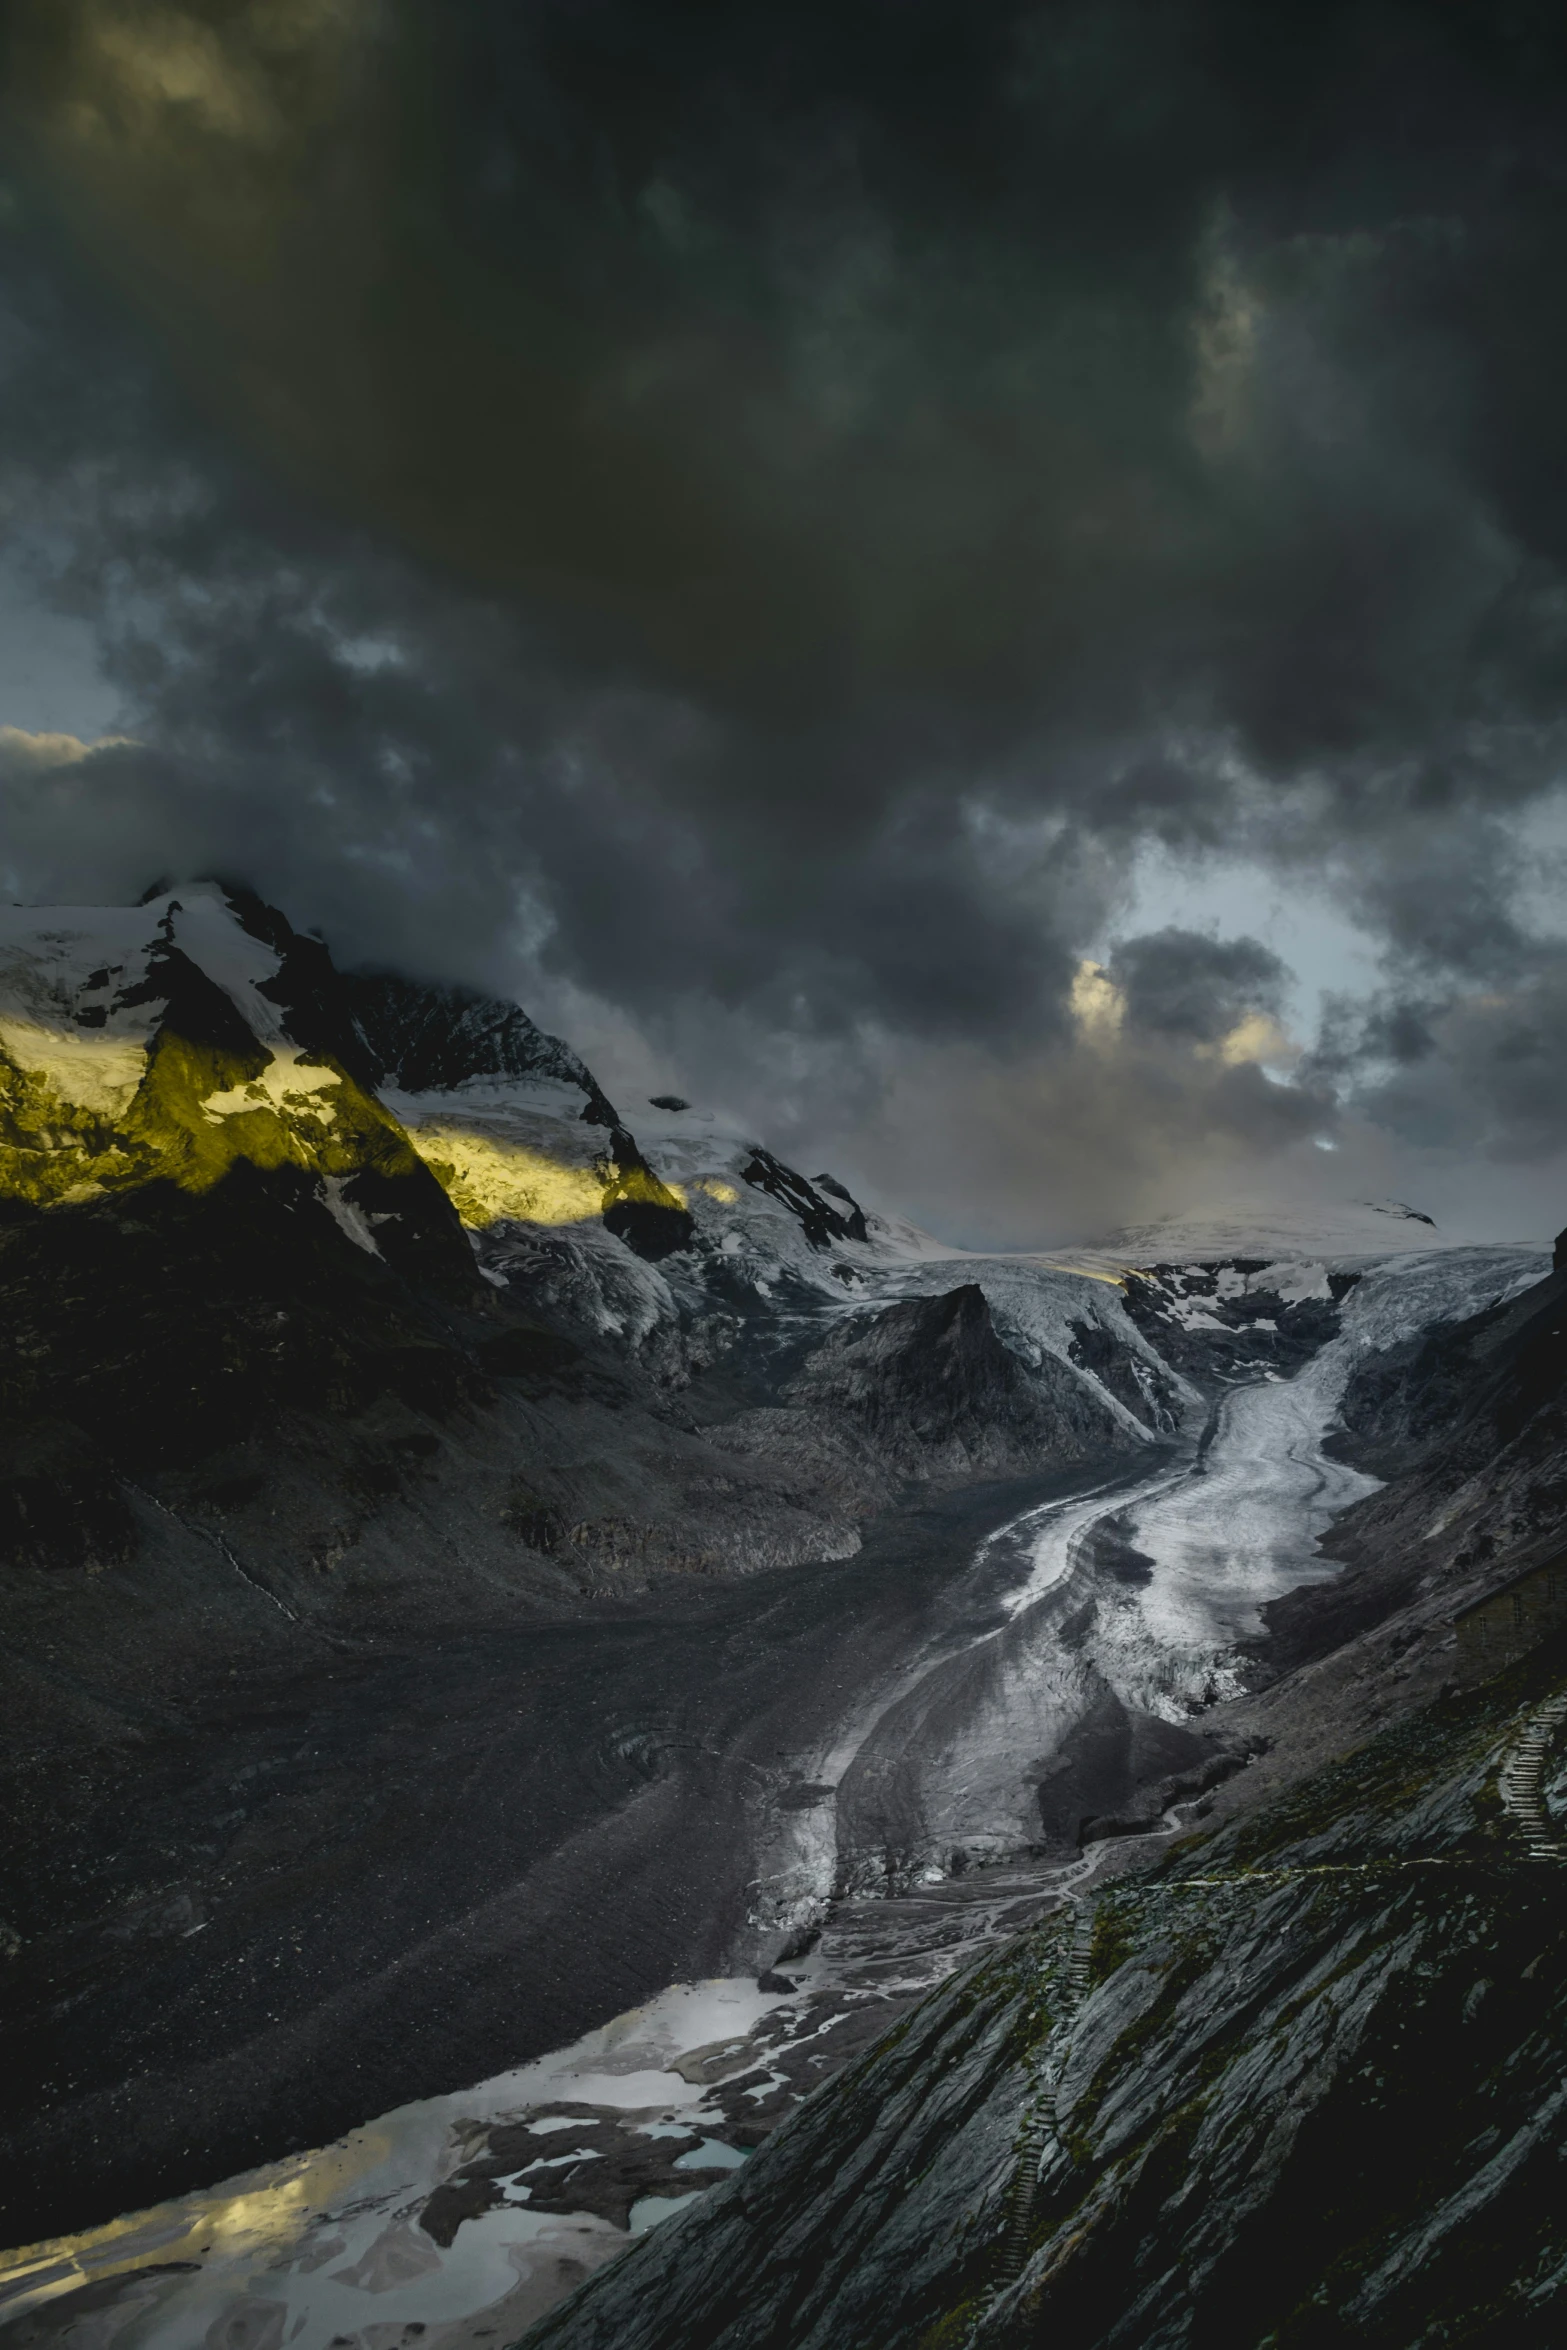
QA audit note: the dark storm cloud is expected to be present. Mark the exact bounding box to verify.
[9,2,1567,743]
[1337,809,1532,981]
[1310,957,1567,1166]
[1110,928,1288,1043]
[3,0,1567,1231]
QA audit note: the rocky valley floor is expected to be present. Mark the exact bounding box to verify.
[1,1466,1114,2246]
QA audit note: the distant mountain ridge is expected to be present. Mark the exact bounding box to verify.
[1076,1197,1475,1268]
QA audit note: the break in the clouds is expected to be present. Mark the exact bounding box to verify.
[2,0,1567,1241]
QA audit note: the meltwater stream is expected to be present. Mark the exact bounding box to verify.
[1,1248,1545,2350]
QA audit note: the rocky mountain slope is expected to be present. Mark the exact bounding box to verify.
[0,883,1168,1605]
[525,1629,1567,2350]
[509,1242,1567,2350]
[0,885,1202,2241]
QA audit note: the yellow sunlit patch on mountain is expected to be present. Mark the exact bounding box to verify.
[405,1124,611,1229]
[201,1050,342,1122]
[694,1178,740,1204]
[0,1021,430,1211]
[1037,1259,1130,1287]
[405,1125,694,1230]
[0,1016,147,1118]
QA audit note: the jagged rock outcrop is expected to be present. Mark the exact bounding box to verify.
[0,888,469,1287]
[1119,1258,1358,1389]
[342,957,698,1259]
[337,960,697,1261]
[740,1148,869,1250]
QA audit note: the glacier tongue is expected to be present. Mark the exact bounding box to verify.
[804,1241,1551,1897]
[1047,1243,1549,1724]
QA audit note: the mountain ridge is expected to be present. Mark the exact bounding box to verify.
[0,885,1199,2240]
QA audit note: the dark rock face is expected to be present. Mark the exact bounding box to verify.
[0,1164,484,1494]
[0,1417,138,1574]
[1120,1260,1357,1390]
[1064,1319,1182,1431]
[741,1149,868,1249]
[697,1290,1135,1561]
[600,1144,697,1260]
[784,1285,1125,1483]
[601,1195,696,1258]
[343,969,617,1121]
[1335,1263,1567,1484]
[1262,1262,1567,1678]
[812,1171,870,1239]
[219,887,388,1096]
[1027,1682,1228,1850]
[524,1643,1567,2350]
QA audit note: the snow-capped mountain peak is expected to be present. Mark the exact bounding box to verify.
[0,885,472,1285]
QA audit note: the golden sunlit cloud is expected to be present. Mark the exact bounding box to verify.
[0,725,135,767]
[1070,960,1296,1074]
[1069,959,1126,1047]
[39,0,367,155]
[1209,1011,1297,1068]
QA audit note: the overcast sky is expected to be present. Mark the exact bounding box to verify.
[3,0,1567,1247]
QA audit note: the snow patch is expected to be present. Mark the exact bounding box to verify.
[202,1050,342,1123]
[317,1176,381,1256]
